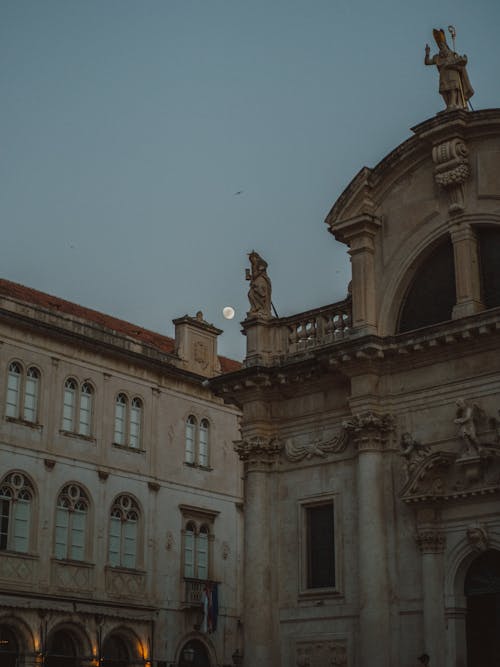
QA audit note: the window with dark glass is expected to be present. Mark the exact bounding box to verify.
[306,503,335,589]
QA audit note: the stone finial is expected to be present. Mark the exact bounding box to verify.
[245,251,272,318]
[424,27,474,111]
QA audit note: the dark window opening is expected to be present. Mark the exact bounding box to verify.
[398,239,456,333]
[465,549,500,666]
[478,227,500,308]
[306,504,335,589]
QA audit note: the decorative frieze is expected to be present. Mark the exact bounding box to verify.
[284,429,349,461]
[52,560,93,592]
[233,436,283,464]
[342,412,394,452]
[416,529,446,554]
[432,137,470,213]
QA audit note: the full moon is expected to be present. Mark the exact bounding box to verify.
[222,306,235,320]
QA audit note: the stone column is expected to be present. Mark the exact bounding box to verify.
[450,222,484,318]
[344,412,394,667]
[234,436,282,667]
[416,521,446,667]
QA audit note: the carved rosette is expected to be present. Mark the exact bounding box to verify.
[342,412,394,452]
[416,529,446,554]
[234,435,283,465]
[432,137,470,213]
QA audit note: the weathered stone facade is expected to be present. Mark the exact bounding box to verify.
[0,282,243,667]
[212,109,500,666]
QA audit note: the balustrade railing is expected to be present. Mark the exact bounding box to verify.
[281,298,352,355]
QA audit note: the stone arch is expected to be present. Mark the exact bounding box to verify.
[0,614,35,665]
[45,621,93,667]
[176,634,216,667]
[101,625,145,666]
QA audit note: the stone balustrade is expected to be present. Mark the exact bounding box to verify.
[281,298,352,355]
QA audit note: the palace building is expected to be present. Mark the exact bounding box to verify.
[0,279,243,667]
[211,107,500,666]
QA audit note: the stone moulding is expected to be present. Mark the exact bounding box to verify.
[342,412,395,451]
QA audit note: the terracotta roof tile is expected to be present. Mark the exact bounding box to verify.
[0,278,241,371]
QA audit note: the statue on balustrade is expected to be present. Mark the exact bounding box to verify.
[455,398,482,456]
[424,27,474,111]
[246,251,272,318]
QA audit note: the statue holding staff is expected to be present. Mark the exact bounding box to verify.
[425,27,474,111]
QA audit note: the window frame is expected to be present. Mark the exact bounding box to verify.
[179,505,219,582]
[107,494,141,570]
[5,361,41,425]
[54,483,90,562]
[113,393,144,450]
[0,471,34,554]
[184,415,211,469]
[298,494,341,599]
[61,377,95,439]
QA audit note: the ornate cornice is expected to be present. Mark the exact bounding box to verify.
[234,436,283,465]
[342,412,395,452]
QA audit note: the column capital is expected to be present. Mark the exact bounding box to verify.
[343,411,394,452]
[234,435,283,465]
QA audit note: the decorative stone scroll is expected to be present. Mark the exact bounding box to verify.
[296,639,347,667]
[234,435,283,464]
[432,137,470,213]
[284,429,349,462]
[342,412,394,452]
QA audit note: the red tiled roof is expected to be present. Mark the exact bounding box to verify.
[0,278,241,371]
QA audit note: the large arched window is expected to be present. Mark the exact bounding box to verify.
[5,362,40,423]
[0,472,33,553]
[183,519,213,580]
[113,394,143,449]
[398,238,456,333]
[62,378,94,437]
[55,484,89,561]
[109,495,140,569]
[185,416,211,468]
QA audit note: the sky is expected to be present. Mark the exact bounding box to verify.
[1,1,499,360]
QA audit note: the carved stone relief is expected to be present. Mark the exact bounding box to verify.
[284,429,349,462]
[467,524,489,551]
[0,553,35,585]
[432,137,470,213]
[234,436,283,464]
[342,412,394,451]
[106,568,146,598]
[53,561,93,591]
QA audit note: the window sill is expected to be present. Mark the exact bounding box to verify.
[60,429,96,443]
[5,416,43,431]
[105,564,146,574]
[112,442,145,453]
[298,587,343,602]
[0,548,38,559]
[52,557,94,567]
[183,462,213,471]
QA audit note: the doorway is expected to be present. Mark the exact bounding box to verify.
[0,625,19,667]
[465,549,500,665]
[179,639,211,667]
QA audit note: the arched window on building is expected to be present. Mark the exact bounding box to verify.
[114,394,143,449]
[185,416,211,467]
[55,484,89,561]
[465,549,500,665]
[0,472,33,553]
[398,238,456,333]
[101,634,131,667]
[62,378,94,437]
[5,362,40,423]
[182,518,214,581]
[45,629,80,667]
[108,495,140,569]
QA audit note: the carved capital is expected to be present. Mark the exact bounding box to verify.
[432,138,470,213]
[234,435,283,464]
[343,412,394,452]
[416,529,446,554]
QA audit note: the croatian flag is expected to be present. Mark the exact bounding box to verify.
[202,582,218,633]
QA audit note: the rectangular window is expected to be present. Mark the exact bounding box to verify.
[13,499,30,552]
[0,499,10,549]
[129,406,141,449]
[63,388,75,431]
[184,531,195,578]
[23,375,38,422]
[306,503,335,589]
[123,519,137,568]
[70,510,86,560]
[55,508,69,559]
[197,533,208,580]
[109,516,121,566]
[79,393,92,436]
[114,403,126,445]
[6,372,20,418]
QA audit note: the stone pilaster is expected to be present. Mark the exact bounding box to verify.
[416,510,446,667]
[344,412,394,667]
[234,435,282,667]
[449,221,484,318]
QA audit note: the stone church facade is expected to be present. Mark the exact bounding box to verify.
[0,281,243,667]
[212,108,500,667]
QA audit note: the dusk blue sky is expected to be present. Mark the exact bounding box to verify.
[2,1,499,359]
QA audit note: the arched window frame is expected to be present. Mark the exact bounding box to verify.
[113,393,143,449]
[108,494,141,569]
[180,506,218,582]
[0,472,34,553]
[54,483,90,562]
[62,377,95,437]
[5,361,41,424]
[184,415,211,468]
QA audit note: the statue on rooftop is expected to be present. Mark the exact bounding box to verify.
[246,251,272,318]
[425,27,474,111]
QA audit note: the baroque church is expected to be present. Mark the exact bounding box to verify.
[211,37,500,667]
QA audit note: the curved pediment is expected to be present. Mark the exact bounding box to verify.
[401,447,500,504]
